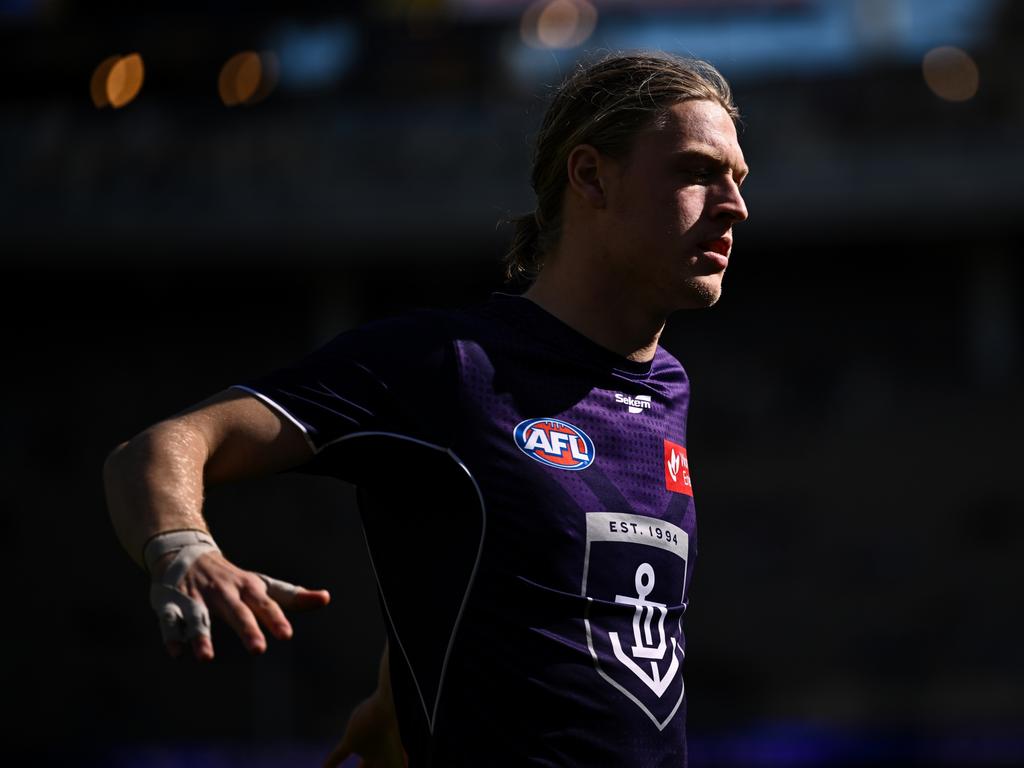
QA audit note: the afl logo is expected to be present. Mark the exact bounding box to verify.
[513,418,595,471]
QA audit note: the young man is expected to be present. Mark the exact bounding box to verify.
[105,51,748,767]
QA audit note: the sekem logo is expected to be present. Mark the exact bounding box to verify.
[615,393,652,414]
[513,418,595,471]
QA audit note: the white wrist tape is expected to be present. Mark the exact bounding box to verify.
[143,530,220,644]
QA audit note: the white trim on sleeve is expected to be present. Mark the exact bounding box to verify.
[229,384,319,455]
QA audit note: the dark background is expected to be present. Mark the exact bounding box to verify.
[3,0,1023,765]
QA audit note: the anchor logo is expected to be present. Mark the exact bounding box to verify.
[609,563,680,698]
[581,512,689,730]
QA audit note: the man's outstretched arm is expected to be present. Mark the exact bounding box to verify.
[104,388,331,660]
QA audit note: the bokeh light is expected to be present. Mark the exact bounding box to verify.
[219,51,279,107]
[922,46,979,102]
[520,0,597,50]
[89,55,120,108]
[91,54,144,109]
[106,53,144,108]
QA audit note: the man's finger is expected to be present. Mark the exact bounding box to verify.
[151,583,212,644]
[191,633,214,661]
[240,578,294,641]
[258,573,331,612]
[194,582,267,654]
[289,587,332,612]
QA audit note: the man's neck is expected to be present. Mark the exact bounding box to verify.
[523,259,666,363]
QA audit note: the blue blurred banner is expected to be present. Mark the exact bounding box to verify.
[60,726,1024,768]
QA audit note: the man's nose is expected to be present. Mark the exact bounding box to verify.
[713,178,748,223]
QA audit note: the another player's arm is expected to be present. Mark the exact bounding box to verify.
[104,388,330,660]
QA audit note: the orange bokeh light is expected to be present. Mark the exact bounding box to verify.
[90,55,120,108]
[91,53,144,109]
[107,53,145,109]
[922,46,979,102]
[219,51,278,107]
[520,0,598,50]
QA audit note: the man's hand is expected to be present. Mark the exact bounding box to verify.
[103,391,327,660]
[323,689,406,768]
[324,644,405,768]
[153,548,331,661]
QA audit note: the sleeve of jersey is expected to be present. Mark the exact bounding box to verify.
[232,312,456,457]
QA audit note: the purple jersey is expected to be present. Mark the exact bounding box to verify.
[236,293,698,767]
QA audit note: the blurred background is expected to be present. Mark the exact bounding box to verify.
[3,0,1023,765]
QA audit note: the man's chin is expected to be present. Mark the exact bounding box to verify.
[676,276,723,310]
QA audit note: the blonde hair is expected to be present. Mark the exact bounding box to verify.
[504,52,738,283]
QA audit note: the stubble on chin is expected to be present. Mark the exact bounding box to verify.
[677,275,724,310]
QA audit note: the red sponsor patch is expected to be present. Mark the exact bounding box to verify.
[663,439,693,496]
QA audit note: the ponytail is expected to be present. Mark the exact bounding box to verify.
[503,211,545,283]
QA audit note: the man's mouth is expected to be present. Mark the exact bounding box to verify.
[699,237,731,257]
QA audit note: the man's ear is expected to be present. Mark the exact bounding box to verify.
[566,144,611,209]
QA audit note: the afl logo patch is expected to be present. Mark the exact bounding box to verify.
[513,418,595,471]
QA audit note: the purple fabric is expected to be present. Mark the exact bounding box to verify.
[241,293,697,767]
